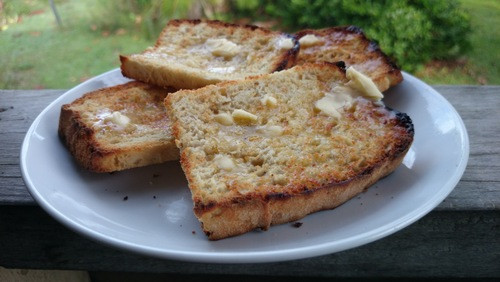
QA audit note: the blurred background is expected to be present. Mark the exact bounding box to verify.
[0,0,498,89]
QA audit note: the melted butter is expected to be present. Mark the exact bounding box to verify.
[214,154,235,171]
[314,67,384,119]
[299,34,322,47]
[214,113,234,125]
[207,66,236,74]
[93,110,133,131]
[277,37,294,49]
[93,109,112,128]
[205,38,241,59]
[260,95,277,107]
[106,111,131,127]
[232,109,258,125]
[136,37,249,76]
[346,67,383,100]
[256,125,283,137]
[314,86,356,119]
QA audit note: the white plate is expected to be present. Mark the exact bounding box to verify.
[20,69,469,263]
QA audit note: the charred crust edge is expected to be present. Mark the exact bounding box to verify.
[272,34,300,72]
[320,61,347,74]
[295,25,403,75]
[194,201,216,214]
[385,106,414,135]
[333,61,346,71]
[395,112,414,134]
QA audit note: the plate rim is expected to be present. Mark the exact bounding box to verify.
[20,70,469,263]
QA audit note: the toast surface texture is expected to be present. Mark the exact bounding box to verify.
[121,19,299,89]
[165,63,414,240]
[295,26,403,92]
[59,81,179,173]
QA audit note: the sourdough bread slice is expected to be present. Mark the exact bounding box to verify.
[59,81,179,173]
[165,63,414,240]
[295,26,403,91]
[120,19,299,90]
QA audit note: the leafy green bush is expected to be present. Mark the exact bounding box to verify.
[229,0,471,71]
[1,0,49,29]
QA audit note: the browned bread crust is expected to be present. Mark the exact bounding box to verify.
[59,81,179,172]
[295,26,403,91]
[120,19,299,89]
[165,63,414,240]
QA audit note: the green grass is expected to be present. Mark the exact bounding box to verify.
[0,0,151,89]
[416,0,500,85]
[0,0,499,89]
[461,0,500,84]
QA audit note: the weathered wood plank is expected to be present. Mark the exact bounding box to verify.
[0,90,63,204]
[434,86,500,210]
[0,206,498,277]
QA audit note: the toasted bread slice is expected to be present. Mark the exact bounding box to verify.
[165,63,414,240]
[59,81,179,173]
[120,19,299,90]
[295,26,403,91]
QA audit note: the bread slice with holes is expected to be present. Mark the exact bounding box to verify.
[295,26,403,92]
[165,62,414,240]
[59,81,179,173]
[120,19,299,90]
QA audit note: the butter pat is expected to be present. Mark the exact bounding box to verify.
[207,66,236,74]
[206,38,241,59]
[215,155,235,171]
[232,109,258,125]
[314,87,356,119]
[214,113,234,126]
[257,125,283,137]
[346,67,383,101]
[260,95,277,107]
[299,34,322,47]
[105,111,130,127]
[278,37,294,49]
[314,96,341,119]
